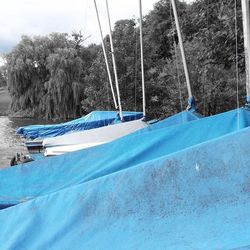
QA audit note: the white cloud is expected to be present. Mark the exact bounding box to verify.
[0,0,159,53]
[0,57,5,66]
[0,0,194,53]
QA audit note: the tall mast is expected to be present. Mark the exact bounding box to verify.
[139,0,146,118]
[241,0,250,105]
[105,0,123,120]
[170,0,195,110]
[93,0,118,110]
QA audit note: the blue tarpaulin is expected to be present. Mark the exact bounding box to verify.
[133,110,201,135]
[1,124,250,249]
[0,108,249,208]
[21,110,200,161]
[16,111,143,139]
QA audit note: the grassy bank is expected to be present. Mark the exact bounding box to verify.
[0,87,11,116]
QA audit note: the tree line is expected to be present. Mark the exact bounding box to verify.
[0,65,7,87]
[3,0,247,119]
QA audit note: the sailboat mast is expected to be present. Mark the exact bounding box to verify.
[170,0,195,110]
[105,0,123,121]
[93,0,118,110]
[139,0,146,118]
[241,0,250,104]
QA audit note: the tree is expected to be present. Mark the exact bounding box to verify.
[0,66,7,87]
[6,33,98,119]
[5,0,247,119]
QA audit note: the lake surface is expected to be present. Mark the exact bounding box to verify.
[0,116,55,169]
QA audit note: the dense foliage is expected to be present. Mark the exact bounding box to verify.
[0,66,7,87]
[5,0,247,119]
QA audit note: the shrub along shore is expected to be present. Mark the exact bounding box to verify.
[0,87,11,116]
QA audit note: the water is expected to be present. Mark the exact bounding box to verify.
[0,116,55,169]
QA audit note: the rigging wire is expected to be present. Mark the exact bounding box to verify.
[235,0,240,129]
[134,18,138,112]
[93,0,118,111]
[170,0,193,100]
[105,0,124,121]
[106,74,111,109]
[170,2,184,118]
[139,0,146,118]
[174,42,184,112]
[203,0,210,116]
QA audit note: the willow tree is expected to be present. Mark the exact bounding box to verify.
[0,66,7,87]
[6,33,92,119]
[6,35,41,115]
[5,0,246,120]
[45,47,84,119]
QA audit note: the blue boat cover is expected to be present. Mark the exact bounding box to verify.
[0,108,249,208]
[16,111,143,139]
[1,125,250,249]
[26,110,201,161]
[133,110,201,135]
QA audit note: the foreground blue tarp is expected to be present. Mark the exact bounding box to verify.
[16,111,143,139]
[1,126,250,249]
[0,108,249,208]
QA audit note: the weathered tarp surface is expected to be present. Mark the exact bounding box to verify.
[0,108,249,208]
[16,111,143,139]
[1,126,250,249]
[130,110,201,136]
[147,110,201,130]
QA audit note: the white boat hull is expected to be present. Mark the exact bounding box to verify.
[44,119,147,156]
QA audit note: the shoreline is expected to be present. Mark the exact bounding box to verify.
[0,87,80,121]
[0,86,11,116]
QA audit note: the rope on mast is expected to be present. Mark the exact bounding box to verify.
[235,0,240,129]
[170,0,195,111]
[93,0,118,110]
[139,0,146,119]
[241,0,250,107]
[105,0,123,121]
[134,18,138,113]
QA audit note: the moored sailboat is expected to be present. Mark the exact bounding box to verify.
[42,0,201,156]
[1,1,250,248]
[42,0,151,156]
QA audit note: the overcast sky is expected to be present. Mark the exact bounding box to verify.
[0,0,193,66]
[0,0,162,55]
